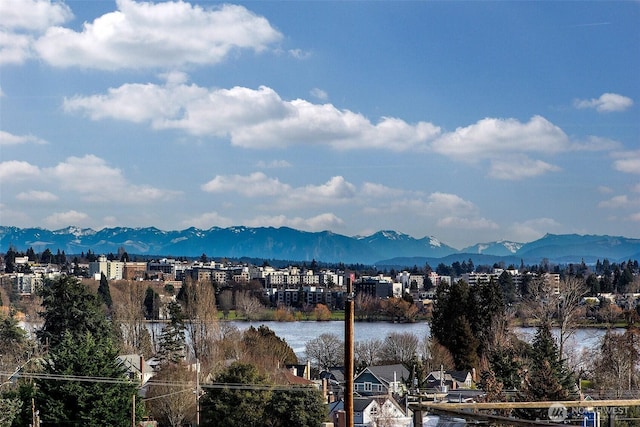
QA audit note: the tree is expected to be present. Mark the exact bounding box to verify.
[113,281,154,358]
[379,332,418,366]
[143,286,160,320]
[157,301,186,364]
[590,327,640,396]
[313,303,332,321]
[34,276,142,426]
[305,333,344,370]
[430,279,481,370]
[37,276,109,349]
[265,387,326,427]
[520,323,575,405]
[36,331,141,426]
[555,276,588,358]
[145,362,196,427]
[242,325,298,371]
[355,339,384,369]
[236,290,264,321]
[98,272,113,309]
[200,362,271,427]
[180,278,219,370]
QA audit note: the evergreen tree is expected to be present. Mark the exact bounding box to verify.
[518,323,575,418]
[200,362,271,427]
[37,276,109,348]
[36,331,141,426]
[157,301,186,364]
[98,272,113,309]
[34,276,142,426]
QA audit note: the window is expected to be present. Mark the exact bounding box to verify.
[364,382,372,392]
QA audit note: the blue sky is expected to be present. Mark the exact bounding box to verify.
[1,0,638,249]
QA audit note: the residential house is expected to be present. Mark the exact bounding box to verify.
[354,364,409,396]
[328,396,412,427]
[424,370,474,391]
[117,354,155,386]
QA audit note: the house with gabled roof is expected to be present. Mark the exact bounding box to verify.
[353,363,410,396]
[328,396,412,427]
[425,370,473,391]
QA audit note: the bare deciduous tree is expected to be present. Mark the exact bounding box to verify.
[355,338,383,368]
[380,332,418,366]
[181,278,220,370]
[305,333,344,371]
[112,281,154,357]
[555,276,588,358]
[236,290,263,321]
[145,362,196,427]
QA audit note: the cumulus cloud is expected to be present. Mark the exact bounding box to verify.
[2,155,176,203]
[310,88,328,101]
[574,93,634,113]
[431,115,570,159]
[44,210,90,228]
[181,211,234,229]
[201,172,290,197]
[34,0,282,70]
[202,173,358,208]
[0,0,73,64]
[245,213,344,231]
[0,160,41,181]
[16,190,58,202]
[489,157,561,180]
[598,195,632,209]
[612,150,640,174]
[64,78,440,151]
[47,155,179,202]
[507,218,562,243]
[0,130,47,145]
[437,216,499,230]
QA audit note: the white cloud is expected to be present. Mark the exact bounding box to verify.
[597,185,614,194]
[437,216,499,230]
[489,157,561,180]
[0,0,73,65]
[574,93,634,113]
[0,0,72,31]
[0,130,47,145]
[288,48,311,59]
[612,151,640,174]
[310,88,328,101]
[507,218,562,243]
[16,190,58,202]
[431,115,570,159]
[46,155,179,202]
[34,0,282,70]
[44,210,90,228]
[630,212,640,222]
[245,213,344,231]
[4,155,176,203]
[255,160,292,169]
[598,195,632,209]
[181,211,234,229]
[64,78,440,151]
[0,160,41,181]
[201,172,290,197]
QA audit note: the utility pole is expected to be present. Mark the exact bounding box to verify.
[344,273,355,427]
[195,358,200,427]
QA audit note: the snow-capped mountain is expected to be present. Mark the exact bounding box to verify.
[1,226,638,265]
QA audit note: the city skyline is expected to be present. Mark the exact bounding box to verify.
[1,0,639,248]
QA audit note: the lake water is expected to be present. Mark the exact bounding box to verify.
[221,320,609,358]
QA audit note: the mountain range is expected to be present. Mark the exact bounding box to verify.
[1,226,639,266]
